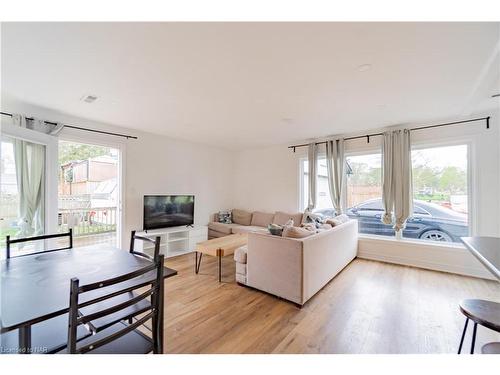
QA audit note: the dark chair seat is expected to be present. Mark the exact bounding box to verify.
[59,322,153,354]
[481,342,500,354]
[1,315,91,354]
[459,299,500,332]
[80,292,151,333]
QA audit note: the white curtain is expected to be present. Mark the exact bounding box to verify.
[381,129,413,231]
[12,115,47,236]
[325,138,345,214]
[381,132,394,225]
[307,142,317,211]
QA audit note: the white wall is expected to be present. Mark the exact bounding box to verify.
[233,146,303,213]
[1,98,235,247]
[233,111,500,279]
[123,131,234,245]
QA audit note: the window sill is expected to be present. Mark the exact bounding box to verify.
[358,233,465,250]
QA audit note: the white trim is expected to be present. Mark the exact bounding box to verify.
[357,235,495,280]
[59,128,126,248]
[297,156,306,211]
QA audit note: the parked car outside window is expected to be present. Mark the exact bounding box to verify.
[315,198,468,243]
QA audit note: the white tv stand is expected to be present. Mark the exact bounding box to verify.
[136,225,208,258]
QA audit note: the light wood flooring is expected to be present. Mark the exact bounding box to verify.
[163,253,500,354]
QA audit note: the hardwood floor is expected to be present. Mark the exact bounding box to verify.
[163,253,500,354]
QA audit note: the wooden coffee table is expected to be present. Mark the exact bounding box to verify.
[195,233,247,282]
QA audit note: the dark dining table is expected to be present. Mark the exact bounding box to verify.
[0,245,177,353]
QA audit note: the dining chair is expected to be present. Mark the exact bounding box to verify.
[0,228,84,354]
[5,229,73,259]
[65,254,164,354]
[129,230,161,261]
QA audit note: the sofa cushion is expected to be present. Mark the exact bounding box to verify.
[325,214,350,227]
[251,211,275,227]
[208,221,235,234]
[232,209,252,226]
[234,245,248,263]
[231,226,269,235]
[301,223,317,232]
[208,229,228,239]
[273,211,304,227]
[282,226,315,239]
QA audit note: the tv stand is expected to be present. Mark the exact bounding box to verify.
[136,225,207,258]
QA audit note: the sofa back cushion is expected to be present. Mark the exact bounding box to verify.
[232,209,252,226]
[273,211,304,227]
[282,226,315,239]
[325,214,350,227]
[251,211,275,227]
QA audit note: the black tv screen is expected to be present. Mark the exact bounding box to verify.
[143,195,195,230]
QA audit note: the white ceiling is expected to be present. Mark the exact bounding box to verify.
[1,22,499,149]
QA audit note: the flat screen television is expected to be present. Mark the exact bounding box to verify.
[143,195,195,230]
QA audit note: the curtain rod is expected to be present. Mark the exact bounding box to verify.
[288,116,490,152]
[0,111,138,140]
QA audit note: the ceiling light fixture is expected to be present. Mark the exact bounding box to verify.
[357,64,372,72]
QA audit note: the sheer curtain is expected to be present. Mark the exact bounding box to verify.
[12,115,48,236]
[307,143,317,211]
[381,129,413,232]
[325,138,345,214]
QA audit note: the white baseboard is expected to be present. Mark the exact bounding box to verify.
[357,236,495,280]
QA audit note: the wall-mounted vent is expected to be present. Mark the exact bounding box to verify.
[81,94,98,103]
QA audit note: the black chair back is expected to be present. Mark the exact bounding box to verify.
[5,229,73,259]
[67,254,164,354]
[129,230,161,261]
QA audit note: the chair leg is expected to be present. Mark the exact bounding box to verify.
[458,317,469,354]
[470,322,478,354]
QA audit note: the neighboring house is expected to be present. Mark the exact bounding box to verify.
[59,155,118,196]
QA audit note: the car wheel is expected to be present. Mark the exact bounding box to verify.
[419,229,453,242]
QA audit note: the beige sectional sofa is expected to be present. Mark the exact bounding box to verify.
[208,209,304,239]
[234,219,358,306]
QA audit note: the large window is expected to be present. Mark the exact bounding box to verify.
[301,159,333,213]
[409,144,469,243]
[345,153,395,238]
[299,143,470,244]
[301,152,394,237]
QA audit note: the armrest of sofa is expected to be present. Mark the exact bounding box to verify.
[301,220,358,302]
[246,232,304,305]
